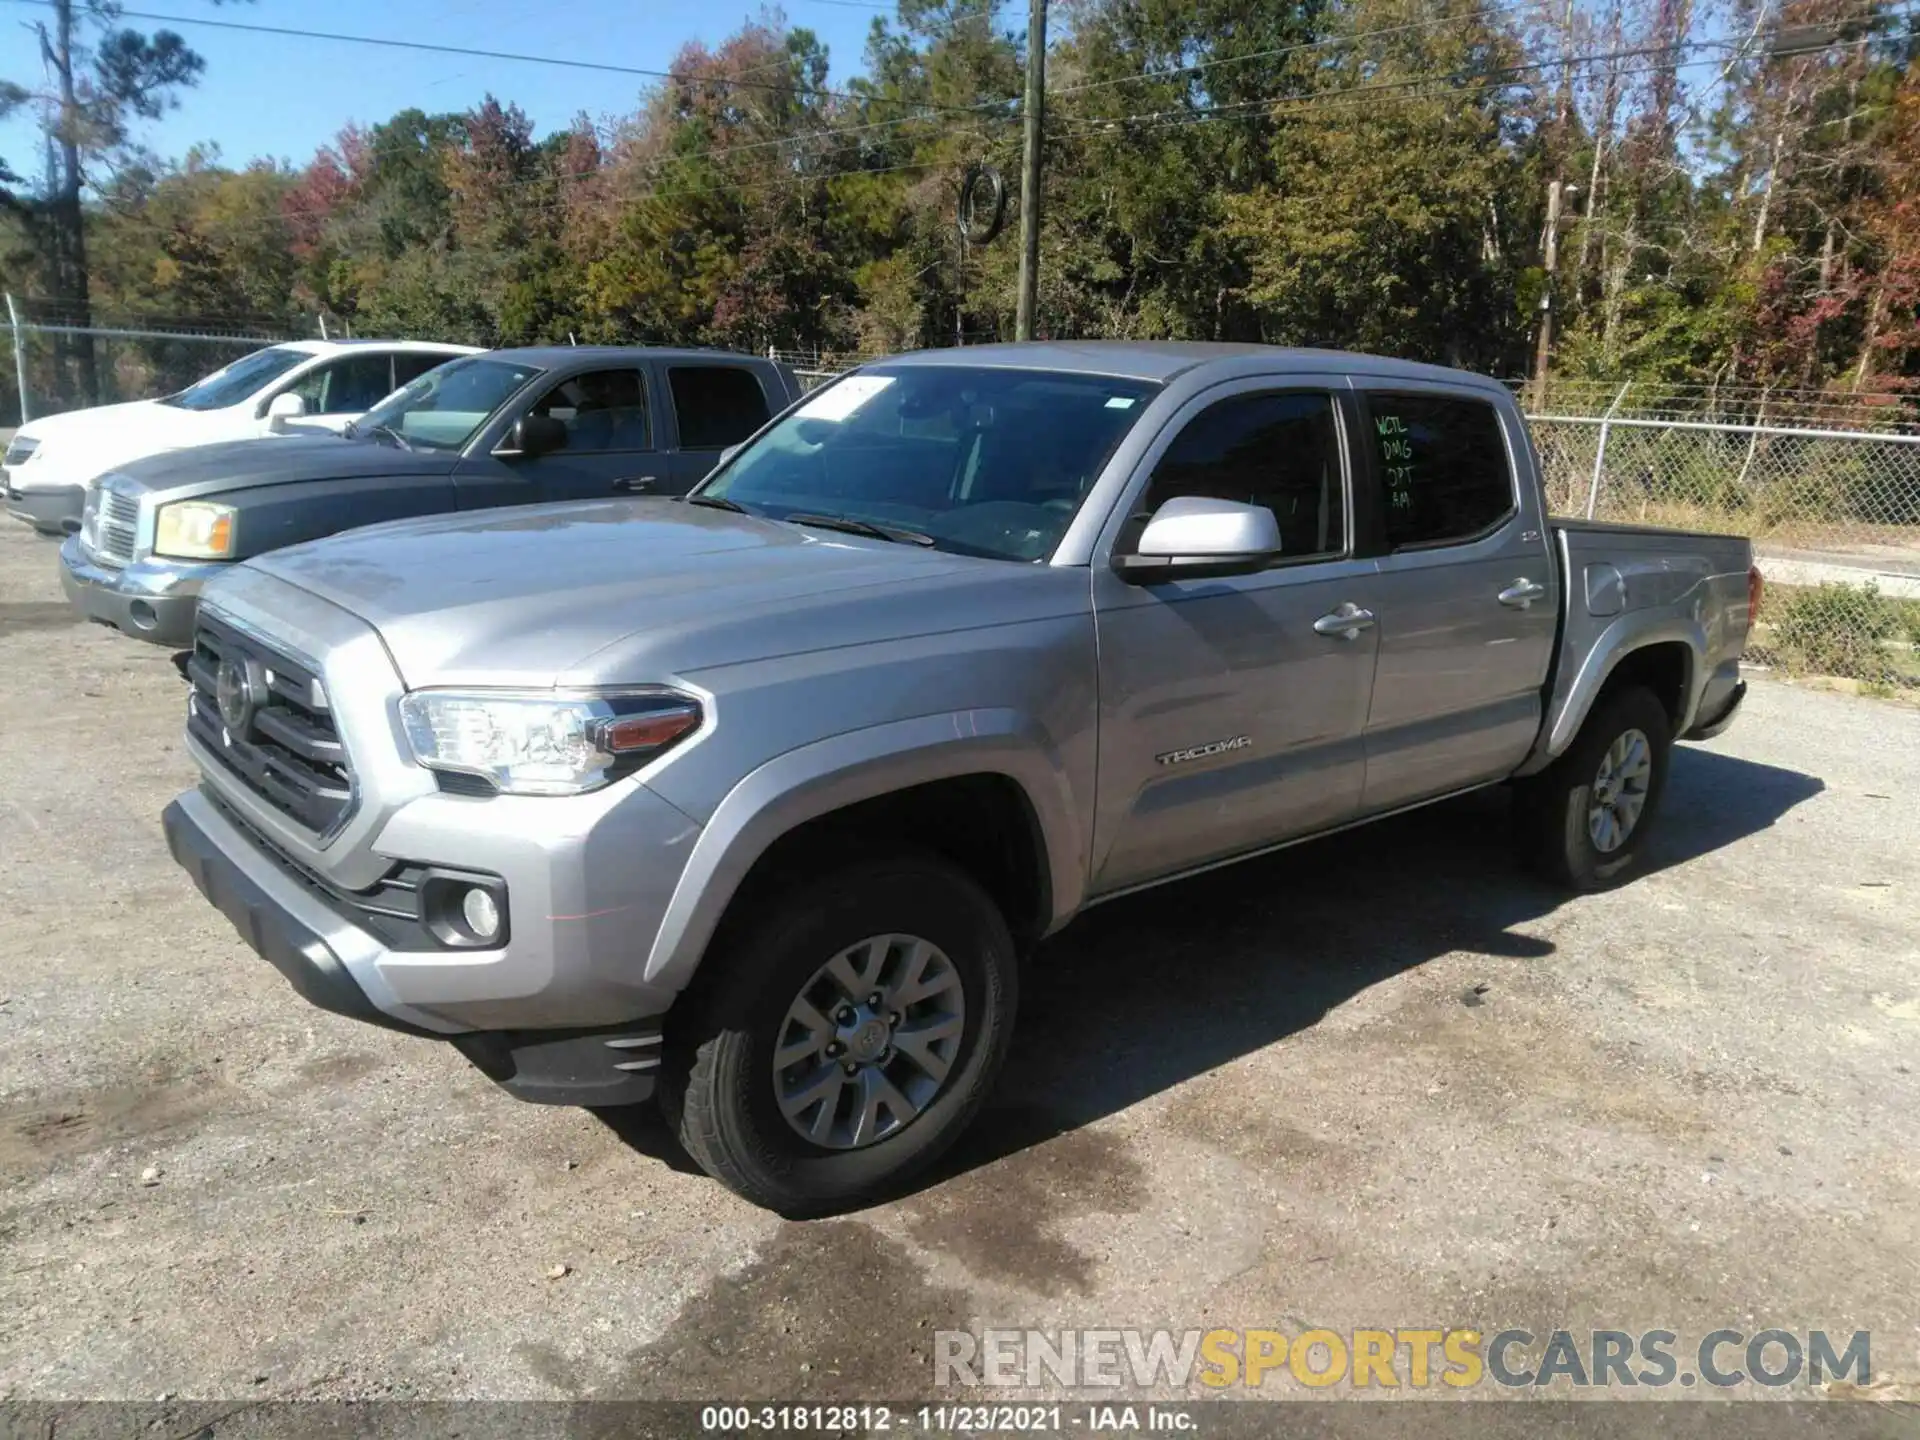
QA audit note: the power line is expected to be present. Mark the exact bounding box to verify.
[0,0,936,105]
[1051,28,1907,139]
[1048,1,1538,102]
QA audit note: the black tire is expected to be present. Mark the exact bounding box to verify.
[656,853,1018,1216]
[1515,685,1673,892]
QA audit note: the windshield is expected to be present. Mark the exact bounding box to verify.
[353,356,544,452]
[699,366,1159,562]
[159,346,310,411]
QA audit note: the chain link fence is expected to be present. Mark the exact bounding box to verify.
[783,353,1920,693]
[3,297,321,425]
[1527,385,1920,692]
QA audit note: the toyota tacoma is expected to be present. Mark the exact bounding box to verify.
[161,343,1756,1214]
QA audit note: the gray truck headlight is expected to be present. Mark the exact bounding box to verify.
[155,500,237,559]
[398,688,702,796]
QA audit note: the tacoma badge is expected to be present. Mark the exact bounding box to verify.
[1156,735,1252,767]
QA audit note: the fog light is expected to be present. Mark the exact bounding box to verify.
[461,887,501,942]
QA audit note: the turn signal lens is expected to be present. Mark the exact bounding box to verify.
[597,704,701,753]
[1748,564,1764,624]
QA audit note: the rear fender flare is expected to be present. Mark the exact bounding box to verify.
[1519,614,1705,776]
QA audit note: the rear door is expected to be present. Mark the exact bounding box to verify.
[659,361,779,493]
[1347,385,1558,812]
[1089,378,1378,894]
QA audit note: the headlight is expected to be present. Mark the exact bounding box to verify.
[154,500,237,559]
[398,689,702,796]
[3,435,38,468]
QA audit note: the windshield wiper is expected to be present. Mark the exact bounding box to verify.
[367,423,413,452]
[684,494,748,513]
[784,512,936,547]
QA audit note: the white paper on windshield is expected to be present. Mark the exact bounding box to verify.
[797,374,895,422]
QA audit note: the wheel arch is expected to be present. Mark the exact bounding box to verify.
[1521,616,1705,775]
[643,710,1085,996]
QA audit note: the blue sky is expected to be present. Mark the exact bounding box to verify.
[0,0,893,176]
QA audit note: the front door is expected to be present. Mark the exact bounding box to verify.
[1348,385,1558,812]
[1089,381,1378,895]
[455,365,663,507]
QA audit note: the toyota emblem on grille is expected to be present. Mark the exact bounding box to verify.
[215,658,261,736]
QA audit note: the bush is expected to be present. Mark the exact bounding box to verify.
[1766,581,1900,682]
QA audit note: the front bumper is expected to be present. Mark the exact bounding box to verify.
[58,535,222,647]
[164,790,667,1105]
[5,481,83,535]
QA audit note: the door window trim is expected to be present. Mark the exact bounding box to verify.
[1351,383,1522,558]
[1093,376,1359,574]
[523,365,657,455]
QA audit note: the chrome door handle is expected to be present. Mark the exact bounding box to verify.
[1313,604,1375,640]
[612,475,659,493]
[1498,578,1548,609]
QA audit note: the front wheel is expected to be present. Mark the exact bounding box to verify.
[657,854,1018,1216]
[1515,685,1673,892]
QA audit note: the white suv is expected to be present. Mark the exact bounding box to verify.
[4,339,478,535]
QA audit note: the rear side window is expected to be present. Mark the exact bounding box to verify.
[670,366,772,450]
[288,353,398,415]
[1364,393,1513,549]
[392,352,449,387]
[1141,390,1345,560]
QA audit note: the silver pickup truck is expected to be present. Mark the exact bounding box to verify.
[160,343,1756,1214]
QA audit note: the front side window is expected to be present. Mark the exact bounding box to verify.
[160,347,310,412]
[1364,393,1514,549]
[284,353,397,415]
[354,356,545,453]
[669,366,771,449]
[1139,391,1346,561]
[530,368,652,453]
[700,366,1160,562]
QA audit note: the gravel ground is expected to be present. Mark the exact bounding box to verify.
[1,516,1917,1419]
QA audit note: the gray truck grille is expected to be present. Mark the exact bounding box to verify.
[186,614,353,835]
[91,488,140,568]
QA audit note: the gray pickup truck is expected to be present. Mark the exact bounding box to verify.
[160,343,1755,1214]
[59,346,798,647]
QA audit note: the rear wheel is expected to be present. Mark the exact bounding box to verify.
[657,854,1017,1216]
[1515,685,1673,891]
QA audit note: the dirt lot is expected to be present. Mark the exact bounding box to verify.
[1,516,1917,1418]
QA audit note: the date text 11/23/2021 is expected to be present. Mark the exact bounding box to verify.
[699,1404,1198,1433]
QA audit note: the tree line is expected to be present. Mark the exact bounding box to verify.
[4,0,1919,416]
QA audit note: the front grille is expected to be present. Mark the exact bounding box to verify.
[91,488,140,568]
[187,613,354,835]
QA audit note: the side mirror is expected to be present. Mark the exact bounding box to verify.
[496,413,568,460]
[717,442,743,467]
[1113,496,1281,584]
[266,392,307,433]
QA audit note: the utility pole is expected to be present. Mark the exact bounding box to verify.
[6,294,31,423]
[1531,179,1568,411]
[1015,0,1048,342]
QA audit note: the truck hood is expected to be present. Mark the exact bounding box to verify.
[245,499,1009,687]
[15,397,165,446]
[103,434,458,498]
[15,400,355,492]
[8,399,170,487]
